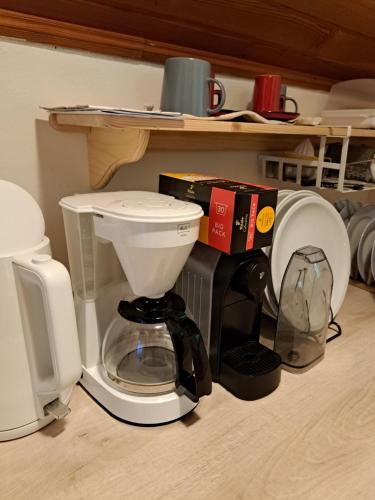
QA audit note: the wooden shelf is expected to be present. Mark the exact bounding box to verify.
[50,113,375,189]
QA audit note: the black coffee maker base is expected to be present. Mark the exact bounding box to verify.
[219,341,282,400]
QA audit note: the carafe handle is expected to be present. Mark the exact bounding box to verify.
[13,254,81,410]
[167,315,212,403]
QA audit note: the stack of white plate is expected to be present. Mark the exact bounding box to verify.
[263,189,351,319]
[336,201,375,285]
[334,199,363,227]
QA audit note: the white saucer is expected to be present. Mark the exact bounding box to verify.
[357,219,375,285]
[271,196,350,317]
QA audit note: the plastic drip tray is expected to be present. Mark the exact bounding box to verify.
[220,341,281,400]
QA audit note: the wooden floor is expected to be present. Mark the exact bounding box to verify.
[1,285,375,500]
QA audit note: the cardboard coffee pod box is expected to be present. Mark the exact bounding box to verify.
[159,173,277,254]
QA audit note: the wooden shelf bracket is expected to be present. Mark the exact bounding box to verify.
[87,127,150,189]
[49,114,150,189]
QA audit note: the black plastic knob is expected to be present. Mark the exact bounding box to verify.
[232,260,269,298]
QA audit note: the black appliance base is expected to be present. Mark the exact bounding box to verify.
[219,342,281,400]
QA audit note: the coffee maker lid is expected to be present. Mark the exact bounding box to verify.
[60,190,169,212]
[105,195,203,222]
[60,191,203,223]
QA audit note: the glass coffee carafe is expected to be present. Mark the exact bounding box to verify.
[102,292,212,401]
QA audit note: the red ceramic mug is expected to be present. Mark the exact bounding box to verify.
[252,74,282,114]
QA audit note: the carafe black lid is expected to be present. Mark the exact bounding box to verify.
[118,291,186,324]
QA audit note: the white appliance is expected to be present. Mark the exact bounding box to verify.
[60,191,210,425]
[0,181,81,441]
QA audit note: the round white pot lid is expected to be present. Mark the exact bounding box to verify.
[271,196,350,318]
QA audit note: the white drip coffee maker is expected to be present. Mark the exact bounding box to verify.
[60,191,211,424]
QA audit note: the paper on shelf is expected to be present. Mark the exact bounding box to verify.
[41,105,184,119]
[42,105,297,124]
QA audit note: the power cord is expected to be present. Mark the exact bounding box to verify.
[327,306,342,343]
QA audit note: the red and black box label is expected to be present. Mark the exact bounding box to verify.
[208,187,235,253]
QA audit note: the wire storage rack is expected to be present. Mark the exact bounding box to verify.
[260,127,375,193]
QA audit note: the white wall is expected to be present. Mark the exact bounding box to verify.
[0,37,331,264]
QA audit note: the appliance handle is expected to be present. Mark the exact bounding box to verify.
[167,315,212,403]
[13,254,81,396]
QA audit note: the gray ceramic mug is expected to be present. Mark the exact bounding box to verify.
[160,57,226,116]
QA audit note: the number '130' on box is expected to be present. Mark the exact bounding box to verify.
[159,173,278,255]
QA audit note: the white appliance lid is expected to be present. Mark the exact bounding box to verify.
[105,196,203,221]
[59,190,170,211]
[60,191,203,222]
[0,181,45,256]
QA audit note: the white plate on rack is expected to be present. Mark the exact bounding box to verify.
[347,205,375,259]
[275,190,321,233]
[271,196,350,318]
[277,189,295,204]
[334,200,346,212]
[339,205,352,226]
[265,190,322,314]
[338,201,363,227]
[262,293,277,319]
[264,280,278,316]
[357,219,375,285]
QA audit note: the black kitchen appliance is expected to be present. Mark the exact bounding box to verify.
[175,242,281,400]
